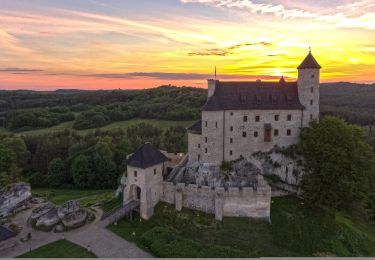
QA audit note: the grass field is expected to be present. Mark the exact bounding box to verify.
[108,196,375,257]
[0,118,195,136]
[32,188,113,206]
[17,240,97,258]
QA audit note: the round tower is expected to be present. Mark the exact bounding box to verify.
[297,50,321,127]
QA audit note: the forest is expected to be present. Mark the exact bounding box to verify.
[1,83,375,191]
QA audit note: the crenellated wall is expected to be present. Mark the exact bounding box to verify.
[159,174,271,220]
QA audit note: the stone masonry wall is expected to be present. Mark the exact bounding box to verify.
[188,132,201,163]
[159,174,271,220]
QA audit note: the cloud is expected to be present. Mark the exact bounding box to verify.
[188,41,271,56]
[0,67,43,72]
[89,71,284,81]
[181,0,375,30]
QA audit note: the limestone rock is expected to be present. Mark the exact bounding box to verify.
[54,224,65,233]
[35,208,60,231]
[57,200,82,219]
[62,209,87,229]
[0,183,31,218]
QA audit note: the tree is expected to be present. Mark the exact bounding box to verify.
[163,126,187,153]
[71,154,91,189]
[0,144,16,173]
[48,158,68,187]
[300,116,375,214]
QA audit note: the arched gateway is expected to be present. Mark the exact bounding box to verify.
[123,143,169,220]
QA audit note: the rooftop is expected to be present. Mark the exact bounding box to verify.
[187,120,202,134]
[202,80,305,111]
[126,143,169,169]
[297,51,322,69]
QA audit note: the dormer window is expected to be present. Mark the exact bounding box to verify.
[286,95,292,105]
[256,94,262,105]
[240,95,247,104]
[271,94,277,104]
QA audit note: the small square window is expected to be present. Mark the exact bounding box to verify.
[287,129,291,136]
[311,74,315,79]
[275,115,279,121]
[134,171,138,177]
[242,132,247,138]
[243,116,248,122]
[287,114,292,121]
[274,129,279,136]
[255,116,260,122]
[230,112,234,116]
[254,131,259,137]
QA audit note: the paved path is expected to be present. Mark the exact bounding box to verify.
[0,205,152,258]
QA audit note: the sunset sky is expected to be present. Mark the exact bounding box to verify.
[1,0,375,90]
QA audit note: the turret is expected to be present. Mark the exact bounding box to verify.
[208,79,218,98]
[297,50,321,127]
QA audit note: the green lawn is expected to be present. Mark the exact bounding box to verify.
[108,197,375,257]
[17,240,97,258]
[0,118,195,136]
[32,188,113,206]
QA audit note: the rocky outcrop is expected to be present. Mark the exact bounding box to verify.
[30,200,94,232]
[0,183,31,219]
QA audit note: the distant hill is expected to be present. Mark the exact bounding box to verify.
[321,82,375,125]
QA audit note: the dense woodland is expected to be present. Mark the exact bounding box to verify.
[0,83,375,221]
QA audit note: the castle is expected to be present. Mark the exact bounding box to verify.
[188,50,321,164]
[122,51,321,221]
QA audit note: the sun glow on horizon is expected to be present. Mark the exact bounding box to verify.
[1,0,375,90]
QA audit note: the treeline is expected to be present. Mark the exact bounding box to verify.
[0,123,187,189]
[1,86,206,131]
[320,82,375,126]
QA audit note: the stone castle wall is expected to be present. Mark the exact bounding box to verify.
[159,175,271,220]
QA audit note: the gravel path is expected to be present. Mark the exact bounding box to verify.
[0,205,152,258]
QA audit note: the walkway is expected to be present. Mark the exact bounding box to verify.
[0,205,152,258]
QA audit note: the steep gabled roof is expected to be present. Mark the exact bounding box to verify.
[126,143,169,169]
[297,52,321,69]
[202,80,305,111]
[187,120,202,135]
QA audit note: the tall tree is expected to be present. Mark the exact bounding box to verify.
[300,116,375,214]
[48,158,69,188]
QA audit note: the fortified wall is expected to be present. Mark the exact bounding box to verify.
[159,174,271,221]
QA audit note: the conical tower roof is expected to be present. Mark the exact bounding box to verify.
[126,143,169,169]
[297,51,321,69]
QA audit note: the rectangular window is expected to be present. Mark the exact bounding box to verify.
[198,144,200,148]
[205,148,208,153]
[243,116,248,122]
[205,121,208,127]
[230,150,233,156]
[154,169,157,175]
[287,129,291,136]
[310,100,313,105]
[310,87,314,93]
[274,129,279,136]
[230,112,234,116]
[275,115,279,121]
[255,116,260,122]
[242,131,247,138]
[134,171,137,177]
[205,137,208,143]
[230,126,233,132]
[287,114,292,121]
[215,121,218,128]
[310,114,313,120]
[254,131,259,137]
[230,138,233,144]
[198,154,201,161]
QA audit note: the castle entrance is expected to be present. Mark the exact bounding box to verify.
[129,184,142,201]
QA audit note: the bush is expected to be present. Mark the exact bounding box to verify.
[29,172,48,188]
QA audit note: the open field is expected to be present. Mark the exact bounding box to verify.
[0,118,195,136]
[109,196,375,257]
[32,188,113,206]
[17,240,97,258]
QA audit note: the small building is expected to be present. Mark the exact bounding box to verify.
[123,143,169,220]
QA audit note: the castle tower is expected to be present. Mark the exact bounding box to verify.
[123,143,169,220]
[297,50,321,127]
